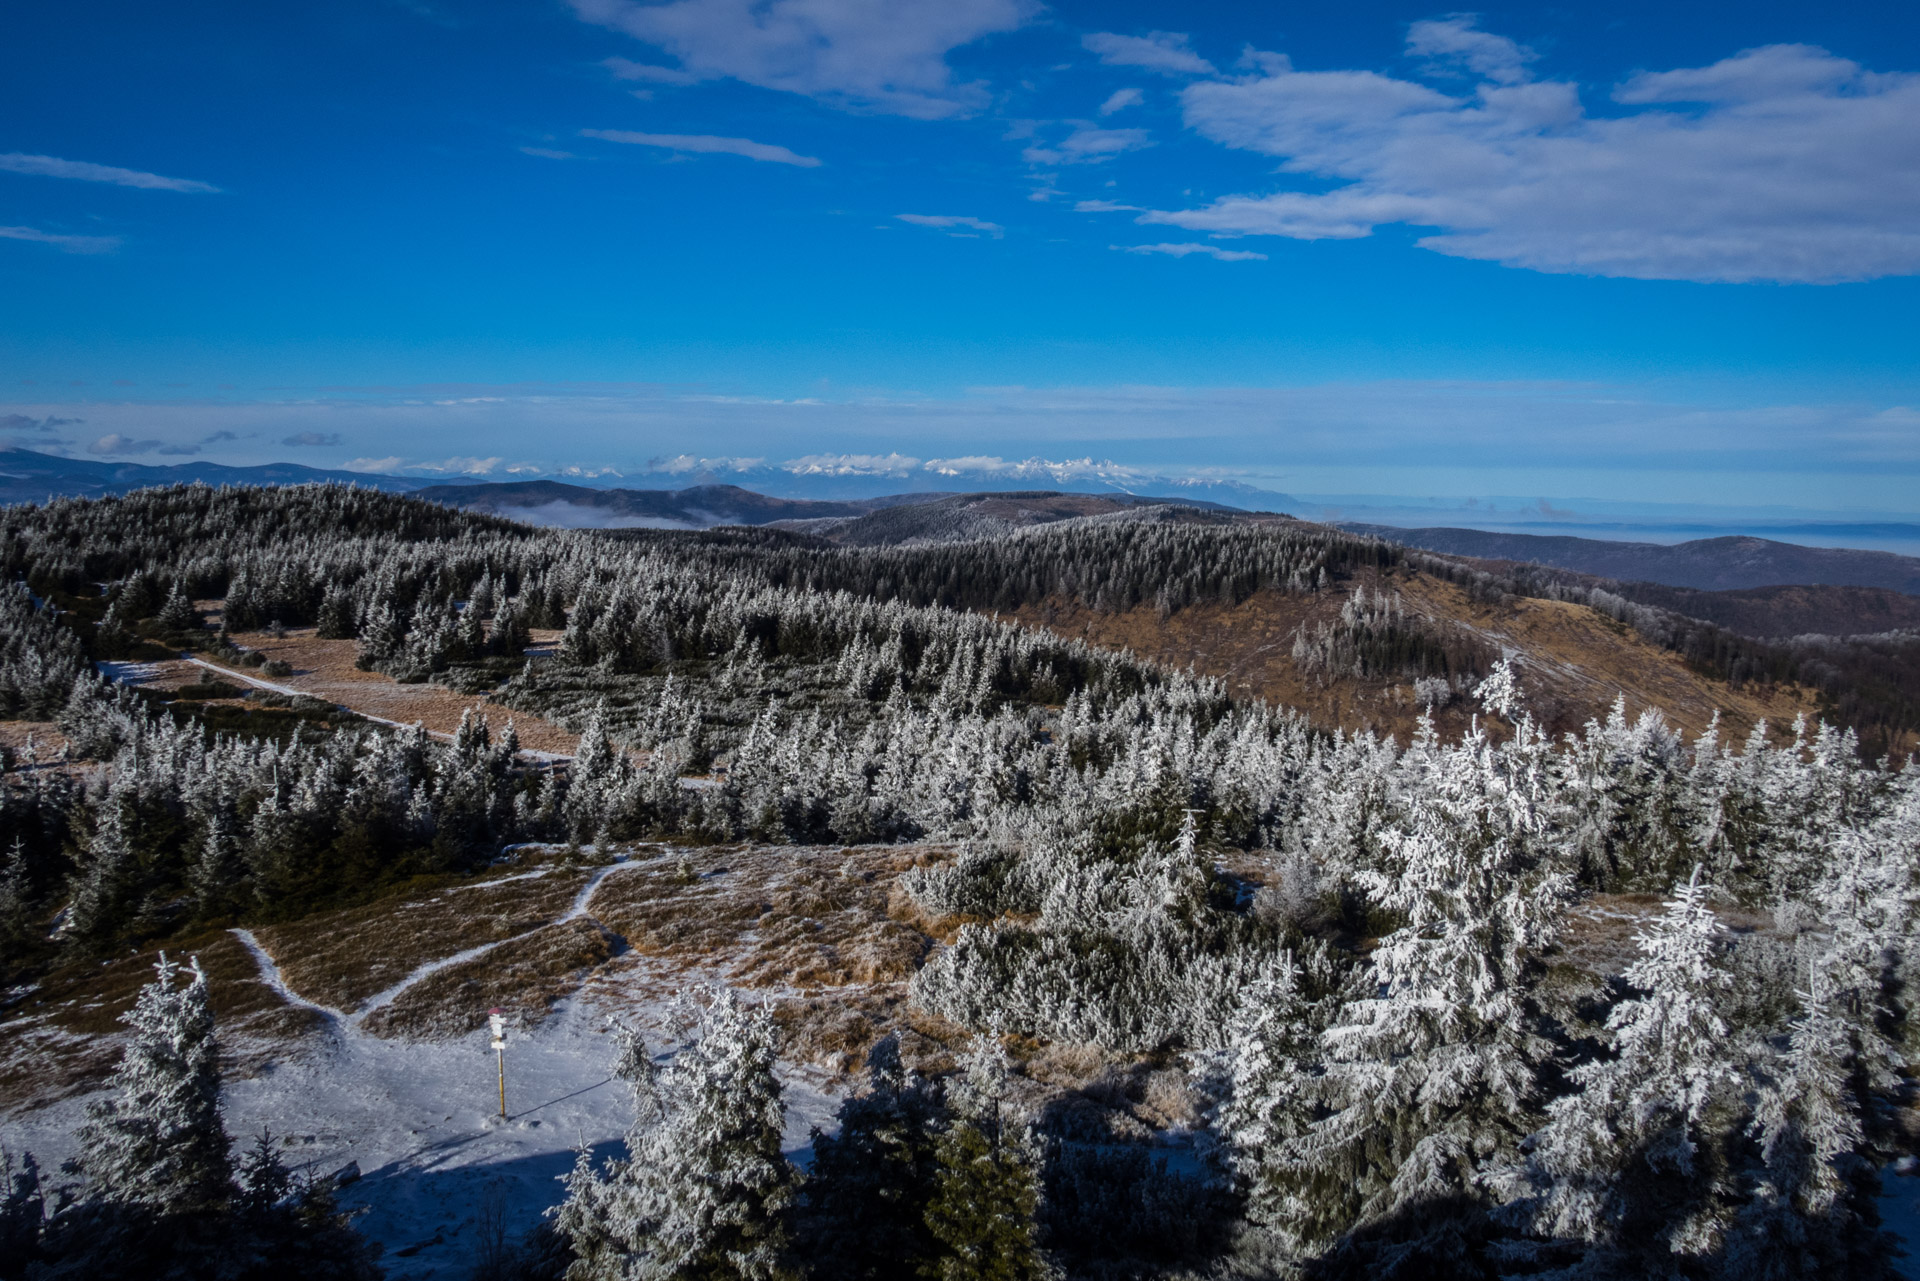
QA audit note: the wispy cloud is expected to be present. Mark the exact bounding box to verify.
[1098,87,1144,116]
[1,413,80,432]
[896,213,1004,238]
[0,225,121,255]
[519,146,580,160]
[602,55,700,85]
[581,128,822,167]
[1076,199,1140,213]
[1117,242,1267,261]
[572,0,1038,120]
[1082,31,1215,77]
[282,431,342,447]
[1023,124,1153,166]
[1150,23,1920,283]
[0,153,219,193]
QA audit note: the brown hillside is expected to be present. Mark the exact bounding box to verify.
[1009,565,1821,746]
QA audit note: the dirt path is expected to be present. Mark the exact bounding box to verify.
[183,628,582,756]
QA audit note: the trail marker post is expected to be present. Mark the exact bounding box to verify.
[489,1008,507,1119]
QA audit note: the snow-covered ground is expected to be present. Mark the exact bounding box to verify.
[9,930,845,1278]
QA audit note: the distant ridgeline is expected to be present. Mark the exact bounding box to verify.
[2,481,1919,1277]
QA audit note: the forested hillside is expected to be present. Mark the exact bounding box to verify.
[3,483,1918,1279]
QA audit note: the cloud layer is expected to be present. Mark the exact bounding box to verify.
[1135,23,1920,283]
[572,0,1037,119]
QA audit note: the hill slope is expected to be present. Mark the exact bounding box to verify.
[1343,523,1920,594]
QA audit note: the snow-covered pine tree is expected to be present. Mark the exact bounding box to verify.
[1499,866,1740,1271]
[803,1033,947,1278]
[63,801,142,948]
[1717,978,1890,1280]
[1275,678,1567,1258]
[188,814,249,919]
[556,990,798,1281]
[1216,953,1320,1255]
[0,837,36,952]
[922,1038,1048,1281]
[70,953,233,1214]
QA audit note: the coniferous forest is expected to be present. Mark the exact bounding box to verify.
[3,482,1918,1280]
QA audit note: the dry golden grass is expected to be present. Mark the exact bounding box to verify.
[1553,891,1775,987]
[0,719,70,762]
[252,867,594,1012]
[576,844,960,1072]
[208,628,582,755]
[0,930,326,1110]
[359,918,616,1040]
[1008,568,1820,747]
[589,845,936,990]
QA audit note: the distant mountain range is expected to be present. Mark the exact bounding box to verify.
[1341,524,1920,597]
[410,478,943,529]
[414,479,1244,538]
[11,447,1920,629]
[0,446,426,504]
[0,446,1285,515]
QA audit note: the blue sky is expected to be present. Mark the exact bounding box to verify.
[2,0,1918,511]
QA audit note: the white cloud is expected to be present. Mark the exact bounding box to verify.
[581,128,822,167]
[1404,16,1535,85]
[1082,31,1215,77]
[0,225,121,254]
[1098,87,1144,115]
[1116,242,1267,261]
[571,0,1038,119]
[1075,199,1140,212]
[86,433,167,455]
[0,153,219,193]
[896,213,1004,238]
[346,457,405,473]
[1146,28,1920,283]
[519,146,580,160]
[1023,124,1153,166]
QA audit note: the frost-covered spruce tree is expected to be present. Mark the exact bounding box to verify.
[1215,953,1320,1254]
[1717,980,1890,1280]
[557,990,798,1281]
[922,1039,1047,1281]
[64,800,142,948]
[802,1033,946,1278]
[1277,672,1567,1256]
[70,953,233,1214]
[1500,867,1739,1271]
[0,837,37,953]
